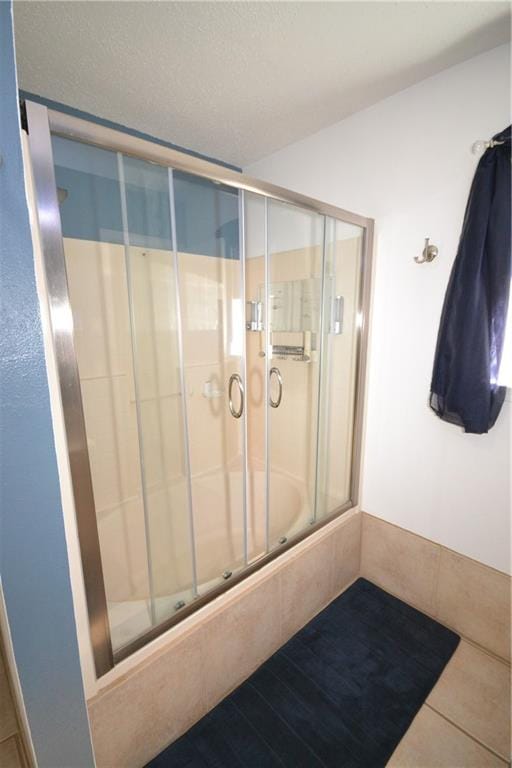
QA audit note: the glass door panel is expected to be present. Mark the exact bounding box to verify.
[52,136,195,650]
[173,172,247,592]
[266,199,325,549]
[316,217,363,519]
[119,154,196,626]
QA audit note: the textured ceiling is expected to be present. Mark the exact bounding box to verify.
[13,1,511,167]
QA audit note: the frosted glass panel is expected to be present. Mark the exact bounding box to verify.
[54,139,153,651]
[174,173,246,591]
[120,155,195,628]
[316,217,363,518]
[267,199,324,548]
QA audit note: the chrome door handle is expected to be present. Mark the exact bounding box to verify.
[228,373,244,418]
[269,367,283,408]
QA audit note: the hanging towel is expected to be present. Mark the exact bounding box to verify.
[430,125,511,434]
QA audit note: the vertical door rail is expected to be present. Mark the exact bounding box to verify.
[117,152,157,625]
[167,169,199,599]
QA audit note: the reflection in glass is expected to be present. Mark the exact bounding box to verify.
[51,133,366,658]
[267,199,325,549]
[173,172,247,593]
[119,155,195,629]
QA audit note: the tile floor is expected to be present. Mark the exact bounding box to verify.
[388,640,511,767]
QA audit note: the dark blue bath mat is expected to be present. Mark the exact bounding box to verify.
[146,578,460,767]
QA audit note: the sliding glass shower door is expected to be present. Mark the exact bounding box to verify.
[173,172,247,593]
[118,156,196,628]
[29,100,371,673]
[243,198,364,555]
[53,138,250,647]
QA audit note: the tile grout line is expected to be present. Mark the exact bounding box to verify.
[0,728,19,745]
[431,541,443,618]
[455,634,512,667]
[361,511,511,579]
[358,572,511,666]
[424,702,511,765]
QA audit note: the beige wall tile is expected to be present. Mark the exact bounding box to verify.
[281,534,335,640]
[191,469,245,584]
[201,573,282,710]
[111,376,142,501]
[88,519,355,763]
[130,247,181,400]
[427,640,511,760]
[97,499,146,603]
[185,361,241,476]
[144,484,195,598]
[0,738,23,768]
[88,631,206,768]
[64,240,131,381]
[437,549,511,661]
[361,514,440,614]
[80,375,142,512]
[387,706,507,767]
[331,512,361,595]
[159,395,186,484]
[179,253,240,366]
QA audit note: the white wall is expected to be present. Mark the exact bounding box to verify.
[247,44,511,574]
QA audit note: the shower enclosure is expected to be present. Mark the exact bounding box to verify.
[25,100,373,676]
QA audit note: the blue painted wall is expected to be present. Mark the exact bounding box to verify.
[20,88,242,173]
[0,2,95,765]
[52,135,240,258]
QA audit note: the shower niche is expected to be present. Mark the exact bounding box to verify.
[26,100,372,675]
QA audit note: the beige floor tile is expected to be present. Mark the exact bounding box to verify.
[427,640,511,761]
[361,514,440,615]
[387,706,507,767]
[0,737,23,768]
[437,549,511,661]
[280,533,335,641]
[201,572,282,710]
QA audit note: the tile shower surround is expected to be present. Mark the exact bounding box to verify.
[87,509,511,767]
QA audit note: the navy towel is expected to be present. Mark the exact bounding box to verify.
[430,125,511,433]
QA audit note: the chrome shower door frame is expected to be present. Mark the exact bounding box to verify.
[25,100,374,677]
[25,100,113,676]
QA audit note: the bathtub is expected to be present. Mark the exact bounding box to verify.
[147,467,310,596]
[192,468,308,583]
[103,467,310,649]
[100,467,310,605]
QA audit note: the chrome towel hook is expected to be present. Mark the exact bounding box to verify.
[471,138,505,155]
[415,237,438,264]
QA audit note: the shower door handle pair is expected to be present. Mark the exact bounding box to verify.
[228,367,283,418]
